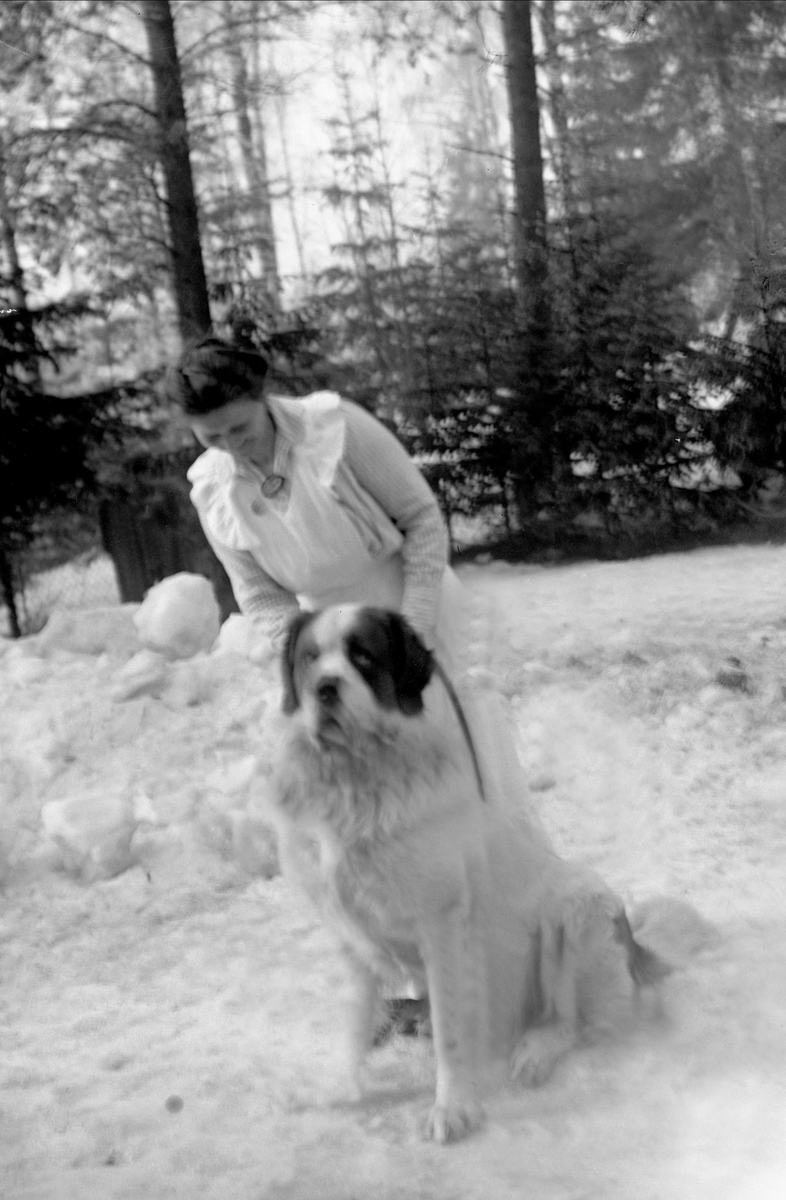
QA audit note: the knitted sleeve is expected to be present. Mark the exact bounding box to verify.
[341,401,448,644]
[202,530,299,647]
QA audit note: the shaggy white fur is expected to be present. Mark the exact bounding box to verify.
[269,606,672,1144]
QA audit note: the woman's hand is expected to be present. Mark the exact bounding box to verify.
[249,638,279,670]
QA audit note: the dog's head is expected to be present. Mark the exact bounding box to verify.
[281,606,434,748]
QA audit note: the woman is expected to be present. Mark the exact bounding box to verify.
[167,336,547,841]
[166,336,450,658]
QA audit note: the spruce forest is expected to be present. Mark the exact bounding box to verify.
[2,0,785,634]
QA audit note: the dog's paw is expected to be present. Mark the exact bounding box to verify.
[425,1097,484,1144]
[511,1028,571,1087]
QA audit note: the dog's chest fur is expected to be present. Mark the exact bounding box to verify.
[275,724,457,839]
[273,726,471,979]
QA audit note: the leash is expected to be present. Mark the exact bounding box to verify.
[432,659,487,803]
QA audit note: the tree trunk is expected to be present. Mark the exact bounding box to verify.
[0,153,27,313]
[0,545,21,639]
[538,1,577,223]
[369,91,416,393]
[0,142,43,388]
[272,90,308,279]
[501,0,549,341]
[99,493,239,621]
[703,2,771,330]
[332,68,389,379]
[142,0,211,343]
[501,0,552,516]
[223,0,281,309]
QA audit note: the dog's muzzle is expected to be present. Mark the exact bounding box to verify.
[316,675,342,709]
[312,674,347,746]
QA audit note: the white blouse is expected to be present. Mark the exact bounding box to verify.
[187,392,448,646]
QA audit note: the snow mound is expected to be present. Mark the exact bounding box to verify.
[25,603,142,660]
[41,790,139,881]
[214,612,279,666]
[215,612,258,657]
[2,545,786,1198]
[1,598,284,890]
[110,648,170,701]
[134,573,220,660]
[631,895,721,965]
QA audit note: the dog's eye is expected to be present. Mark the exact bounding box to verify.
[298,646,319,667]
[351,648,375,671]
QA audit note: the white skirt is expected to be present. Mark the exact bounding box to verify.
[431,567,551,847]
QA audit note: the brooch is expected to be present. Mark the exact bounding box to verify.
[261,474,286,499]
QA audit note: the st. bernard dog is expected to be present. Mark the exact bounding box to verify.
[269,605,670,1143]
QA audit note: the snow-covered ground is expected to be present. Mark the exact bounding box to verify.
[2,544,786,1200]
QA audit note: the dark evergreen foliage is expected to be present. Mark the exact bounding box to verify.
[4,0,786,637]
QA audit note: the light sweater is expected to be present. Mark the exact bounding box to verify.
[188,395,448,646]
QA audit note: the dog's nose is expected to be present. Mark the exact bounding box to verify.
[316,676,341,707]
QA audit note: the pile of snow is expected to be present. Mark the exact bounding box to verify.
[29,604,141,660]
[2,548,786,1199]
[133,572,221,660]
[1,573,280,887]
[41,790,139,882]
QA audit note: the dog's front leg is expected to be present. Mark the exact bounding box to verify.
[340,949,379,1102]
[420,908,485,1144]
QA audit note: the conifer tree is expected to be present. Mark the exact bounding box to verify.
[142,0,211,341]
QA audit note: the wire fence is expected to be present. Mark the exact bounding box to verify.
[1,553,121,640]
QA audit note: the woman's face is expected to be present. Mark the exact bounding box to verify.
[188,396,276,468]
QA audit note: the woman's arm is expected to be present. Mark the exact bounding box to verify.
[341,401,448,644]
[203,529,299,648]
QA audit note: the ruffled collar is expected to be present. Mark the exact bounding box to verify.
[187,391,345,550]
[229,392,305,497]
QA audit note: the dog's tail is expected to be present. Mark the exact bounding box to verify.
[613,910,673,986]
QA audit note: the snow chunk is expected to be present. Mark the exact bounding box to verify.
[215,613,257,657]
[204,754,259,797]
[111,649,170,701]
[159,657,216,709]
[631,895,719,966]
[41,790,139,880]
[198,804,279,877]
[134,573,220,660]
[2,646,49,685]
[111,650,219,708]
[214,612,278,666]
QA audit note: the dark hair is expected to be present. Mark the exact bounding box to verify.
[164,336,269,416]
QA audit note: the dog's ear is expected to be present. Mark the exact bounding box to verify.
[385,612,434,715]
[281,611,316,714]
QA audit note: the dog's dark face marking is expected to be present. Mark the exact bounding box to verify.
[281,610,319,714]
[345,608,434,715]
[281,606,434,726]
